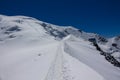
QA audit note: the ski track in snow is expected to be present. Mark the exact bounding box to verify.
[44,40,105,80]
[0,38,119,80]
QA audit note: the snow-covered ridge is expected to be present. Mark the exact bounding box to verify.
[0,14,120,80]
[0,14,119,61]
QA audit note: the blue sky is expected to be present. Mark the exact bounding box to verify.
[0,0,120,37]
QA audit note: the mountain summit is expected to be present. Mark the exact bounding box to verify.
[0,15,120,80]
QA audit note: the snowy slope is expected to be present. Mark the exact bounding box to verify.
[0,15,120,80]
[0,15,108,42]
[64,35,120,80]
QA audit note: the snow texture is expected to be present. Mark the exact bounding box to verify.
[0,15,120,80]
